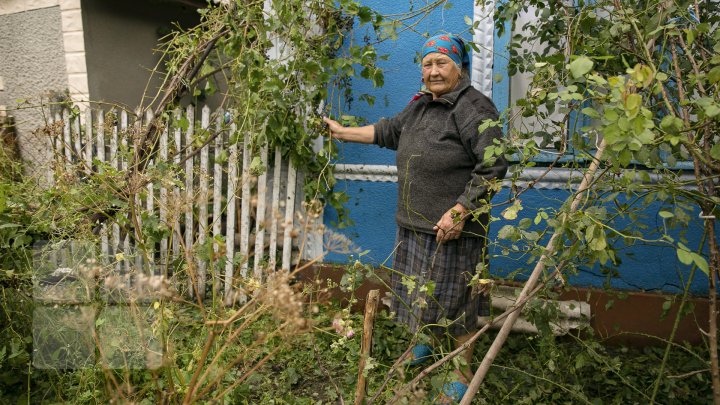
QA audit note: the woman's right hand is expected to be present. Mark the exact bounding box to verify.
[322,117,375,144]
[323,117,345,141]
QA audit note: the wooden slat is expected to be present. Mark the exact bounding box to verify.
[134,109,144,273]
[239,131,251,281]
[269,147,282,269]
[185,105,195,295]
[97,110,109,260]
[49,241,58,269]
[120,110,131,273]
[253,144,269,279]
[110,110,120,266]
[109,110,118,169]
[197,105,211,297]
[61,240,70,268]
[172,109,182,259]
[63,109,72,164]
[282,159,296,271]
[159,121,169,272]
[96,110,106,164]
[224,123,239,301]
[53,112,62,183]
[212,111,224,295]
[145,110,155,275]
[73,113,82,163]
[84,109,93,168]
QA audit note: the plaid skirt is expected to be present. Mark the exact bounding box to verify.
[390,227,490,337]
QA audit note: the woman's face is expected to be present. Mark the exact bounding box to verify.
[421,53,461,98]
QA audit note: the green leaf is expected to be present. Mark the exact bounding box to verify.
[589,234,607,251]
[634,129,655,145]
[501,200,523,220]
[624,94,642,117]
[710,144,720,161]
[676,247,693,265]
[618,149,632,167]
[685,28,696,47]
[581,107,600,119]
[695,97,719,117]
[177,116,190,131]
[660,114,682,133]
[704,104,720,118]
[691,253,709,276]
[658,210,674,219]
[478,118,501,133]
[249,156,266,176]
[498,225,517,240]
[575,353,586,369]
[708,66,720,84]
[568,56,594,78]
[357,6,372,24]
[464,15,472,26]
[401,276,416,293]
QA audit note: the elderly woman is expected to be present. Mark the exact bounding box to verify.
[324,33,507,402]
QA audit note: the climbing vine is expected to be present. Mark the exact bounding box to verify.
[144,0,391,225]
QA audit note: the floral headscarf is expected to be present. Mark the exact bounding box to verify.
[421,34,470,69]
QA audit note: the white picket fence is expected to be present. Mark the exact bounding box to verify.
[49,105,312,300]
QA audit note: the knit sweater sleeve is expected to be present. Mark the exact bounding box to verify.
[456,113,508,211]
[373,96,422,150]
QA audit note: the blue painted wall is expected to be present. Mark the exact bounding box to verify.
[324,1,712,297]
[325,0,471,260]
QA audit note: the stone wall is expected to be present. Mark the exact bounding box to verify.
[0,4,68,176]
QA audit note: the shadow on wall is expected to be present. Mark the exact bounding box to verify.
[81,0,216,111]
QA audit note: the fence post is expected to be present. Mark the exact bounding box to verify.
[269,147,282,270]
[355,289,380,405]
[198,105,211,297]
[212,110,224,296]
[253,144,269,280]
[184,105,195,296]
[282,159,296,272]
[239,130,251,290]
[224,123,238,303]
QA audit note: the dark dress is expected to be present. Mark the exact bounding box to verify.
[373,78,508,335]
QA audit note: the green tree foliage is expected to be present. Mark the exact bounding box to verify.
[492,0,718,265]
[468,0,720,402]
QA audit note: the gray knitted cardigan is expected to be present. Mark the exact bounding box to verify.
[373,77,508,237]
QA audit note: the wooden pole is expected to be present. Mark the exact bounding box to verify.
[355,289,380,405]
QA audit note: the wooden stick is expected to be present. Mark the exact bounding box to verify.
[355,289,380,405]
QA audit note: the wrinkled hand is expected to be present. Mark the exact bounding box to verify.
[322,117,345,140]
[433,204,467,243]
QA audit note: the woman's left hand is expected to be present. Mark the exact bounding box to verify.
[433,203,467,243]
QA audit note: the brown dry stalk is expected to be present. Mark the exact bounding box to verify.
[182,329,217,405]
[195,322,289,401]
[196,304,269,387]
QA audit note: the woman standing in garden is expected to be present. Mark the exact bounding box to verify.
[323,33,507,402]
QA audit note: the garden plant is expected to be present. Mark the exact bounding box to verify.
[0,0,719,403]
